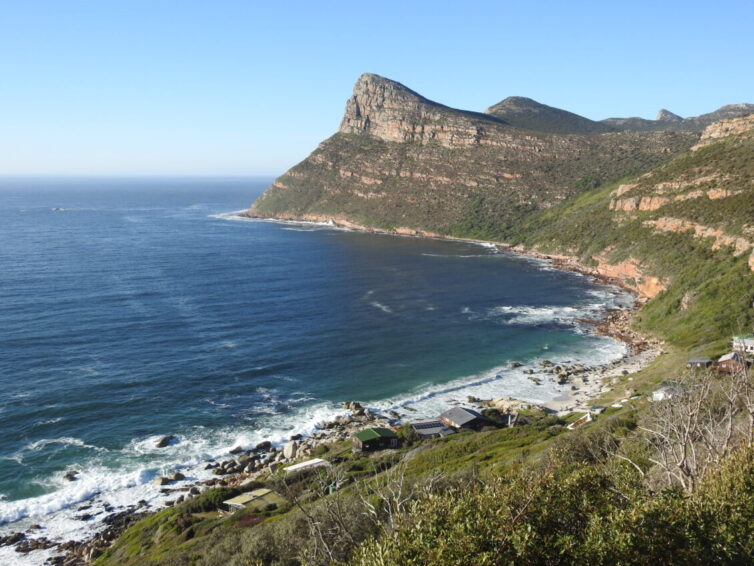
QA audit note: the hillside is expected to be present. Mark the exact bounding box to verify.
[249,74,698,236]
[86,79,754,566]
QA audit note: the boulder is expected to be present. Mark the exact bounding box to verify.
[63,470,79,481]
[169,472,185,481]
[283,441,299,459]
[254,440,272,452]
[229,445,245,455]
[508,361,523,368]
[151,476,171,486]
[155,435,176,448]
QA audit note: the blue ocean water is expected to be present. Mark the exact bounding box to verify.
[0,177,630,552]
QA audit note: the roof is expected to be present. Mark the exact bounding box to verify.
[734,334,754,340]
[411,420,456,437]
[223,493,257,507]
[688,358,712,363]
[719,352,743,362]
[439,407,485,427]
[284,458,331,473]
[223,488,273,508]
[353,427,397,442]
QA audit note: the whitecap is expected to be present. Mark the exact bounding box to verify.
[370,301,393,314]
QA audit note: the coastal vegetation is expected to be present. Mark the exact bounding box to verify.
[92,77,754,564]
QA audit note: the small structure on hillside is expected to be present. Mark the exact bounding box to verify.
[686,358,713,370]
[223,488,281,512]
[566,412,593,430]
[283,458,331,474]
[410,420,456,439]
[352,428,400,452]
[732,334,754,355]
[651,384,683,402]
[439,407,489,431]
[717,352,747,374]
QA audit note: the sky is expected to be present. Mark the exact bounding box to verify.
[1,0,753,176]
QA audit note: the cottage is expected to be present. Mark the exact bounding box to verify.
[717,352,747,374]
[410,420,456,439]
[686,358,713,370]
[732,334,754,355]
[352,428,399,452]
[438,407,489,431]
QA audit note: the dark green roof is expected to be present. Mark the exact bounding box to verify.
[353,427,397,441]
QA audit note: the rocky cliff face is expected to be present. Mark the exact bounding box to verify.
[338,73,509,147]
[250,73,697,236]
[606,115,754,272]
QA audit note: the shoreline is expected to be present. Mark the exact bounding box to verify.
[3,211,663,564]
[239,211,664,412]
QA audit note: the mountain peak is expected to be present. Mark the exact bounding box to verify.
[338,74,504,145]
[656,109,683,121]
[485,96,614,134]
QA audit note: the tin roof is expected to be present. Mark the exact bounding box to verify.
[353,427,397,442]
[439,407,485,427]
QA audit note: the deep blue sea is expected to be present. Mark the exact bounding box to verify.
[0,177,631,561]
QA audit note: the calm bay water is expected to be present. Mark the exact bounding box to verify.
[0,177,630,559]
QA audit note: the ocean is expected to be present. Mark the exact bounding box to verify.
[0,177,632,563]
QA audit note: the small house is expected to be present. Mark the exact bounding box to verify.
[352,428,399,452]
[732,334,754,355]
[717,352,747,374]
[410,420,456,439]
[686,358,713,370]
[439,407,489,431]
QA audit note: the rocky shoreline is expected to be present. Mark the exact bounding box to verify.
[4,215,664,565]
[4,331,658,565]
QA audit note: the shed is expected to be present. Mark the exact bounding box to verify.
[439,407,489,431]
[566,412,593,430]
[717,352,747,374]
[410,420,456,439]
[352,428,399,452]
[223,488,273,511]
[686,358,713,370]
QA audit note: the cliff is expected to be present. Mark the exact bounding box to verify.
[250,73,697,236]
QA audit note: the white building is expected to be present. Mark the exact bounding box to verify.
[732,334,754,354]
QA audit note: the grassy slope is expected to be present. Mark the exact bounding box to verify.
[506,133,754,353]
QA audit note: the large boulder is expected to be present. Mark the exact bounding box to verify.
[283,441,298,459]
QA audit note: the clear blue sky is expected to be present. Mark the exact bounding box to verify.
[1,0,752,176]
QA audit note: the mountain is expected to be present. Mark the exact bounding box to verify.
[250,73,754,348]
[484,96,615,134]
[602,102,754,131]
[249,73,696,237]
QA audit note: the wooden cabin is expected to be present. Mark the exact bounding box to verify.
[352,428,399,452]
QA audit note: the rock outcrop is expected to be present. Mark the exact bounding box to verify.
[250,73,696,234]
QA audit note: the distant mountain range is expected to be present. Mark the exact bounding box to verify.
[486,95,754,135]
